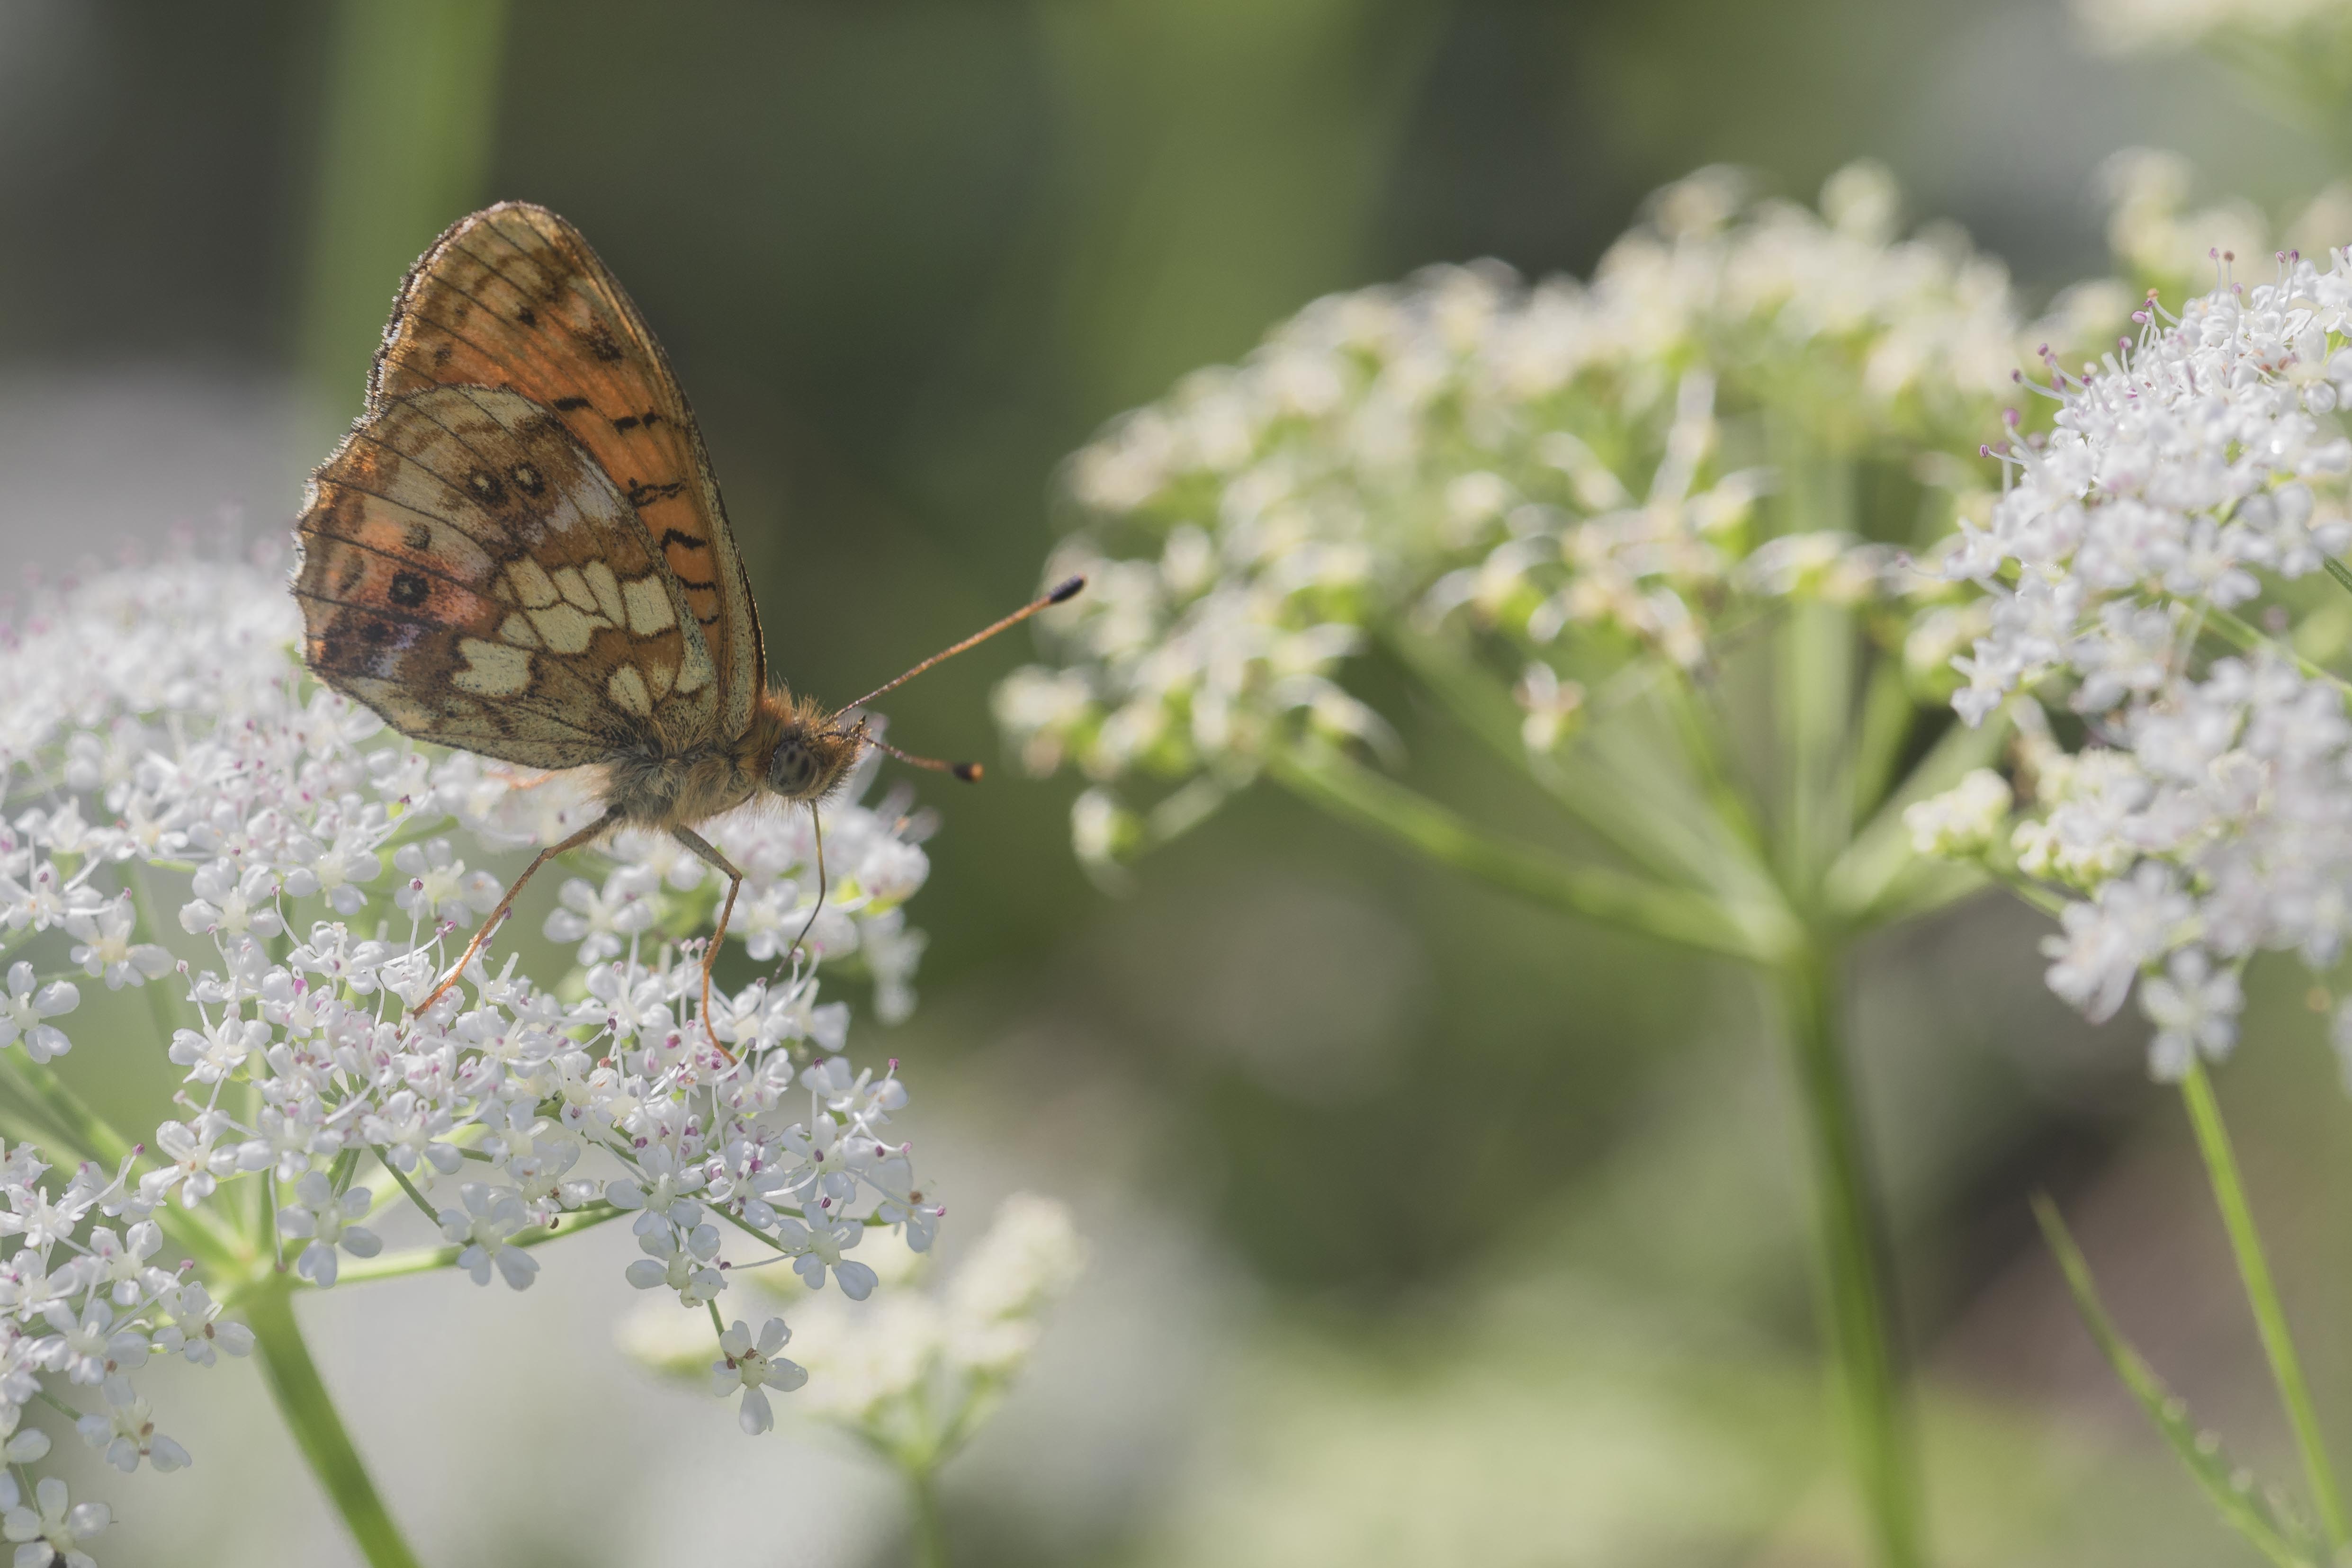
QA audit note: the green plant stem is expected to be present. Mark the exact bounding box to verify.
[2032,1194,2323,1567]
[1266,747,1795,961]
[246,1283,424,1568]
[1774,941,1921,1568]
[908,1466,947,1568]
[2179,1058,2349,1550]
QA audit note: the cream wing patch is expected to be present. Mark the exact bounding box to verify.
[454,638,532,698]
[622,574,675,635]
[607,665,652,717]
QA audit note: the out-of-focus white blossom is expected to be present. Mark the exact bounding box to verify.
[1903,768,2014,857]
[0,552,955,1540]
[996,164,2082,860]
[1938,250,2352,1075]
[621,1192,1084,1470]
[2076,0,2350,54]
[2098,149,2352,290]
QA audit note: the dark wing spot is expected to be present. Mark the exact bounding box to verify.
[431,341,453,367]
[551,396,591,412]
[624,478,686,507]
[402,520,432,552]
[638,411,664,429]
[467,469,506,505]
[509,463,545,497]
[612,415,639,432]
[673,574,718,591]
[334,553,366,592]
[582,324,625,362]
[389,572,431,608]
[361,617,394,644]
[695,613,720,626]
[515,305,537,326]
[657,528,709,552]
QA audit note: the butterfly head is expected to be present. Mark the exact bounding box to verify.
[758,698,866,805]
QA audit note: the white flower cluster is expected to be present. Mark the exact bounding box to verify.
[0,555,947,1550]
[622,1192,1085,1460]
[1939,252,2352,1075]
[996,163,2102,860]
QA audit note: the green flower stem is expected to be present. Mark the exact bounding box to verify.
[246,1282,424,1568]
[1777,599,1857,891]
[2202,600,2352,697]
[1266,747,1794,962]
[252,1200,629,1297]
[1774,940,1921,1568]
[1844,656,1918,828]
[2032,1194,2322,1568]
[2179,1057,2349,1549]
[908,1466,948,1568]
[1821,701,2013,927]
[0,1058,247,1270]
[1381,625,1764,896]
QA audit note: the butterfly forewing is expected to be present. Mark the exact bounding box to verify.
[369,201,764,737]
[295,384,720,769]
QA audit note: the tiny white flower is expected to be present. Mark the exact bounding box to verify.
[2,1474,109,1568]
[63,898,172,989]
[76,1375,189,1474]
[437,1183,539,1290]
[710,1317,806,1435]
[0,964,76,1065]
[276,1171,382,1289]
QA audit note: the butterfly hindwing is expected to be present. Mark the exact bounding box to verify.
[295,384,720,769]
[368,201,765,740]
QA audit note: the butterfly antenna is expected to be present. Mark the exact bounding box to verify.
[871,737,985,783]
[786,803,827,966]
[844,576,1085,712]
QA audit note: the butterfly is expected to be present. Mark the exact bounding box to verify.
[291,201,1079,1039]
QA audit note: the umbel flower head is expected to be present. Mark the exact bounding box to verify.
[995,161,2117,874]
[621,1191,1085,1469]
[1930,247,2352,1076]
[0,551,948,1545]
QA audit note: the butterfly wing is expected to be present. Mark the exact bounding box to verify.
[368,201,765,739]
[295,384,720,769]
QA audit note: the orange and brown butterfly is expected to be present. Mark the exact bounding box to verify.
[291,200,1079,1039]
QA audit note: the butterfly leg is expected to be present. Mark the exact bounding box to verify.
[414,808,621,1018]
[784,802,827,966]
[669,826,744,1055]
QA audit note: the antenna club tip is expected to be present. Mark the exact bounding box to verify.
[952,762,984,783]
[1047,575,1086,605]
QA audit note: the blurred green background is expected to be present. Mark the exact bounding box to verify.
[7,1,2352,1564]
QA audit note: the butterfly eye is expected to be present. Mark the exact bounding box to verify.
[768,738,819,796]
[466,469,507,505]
[509,464,545,498]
